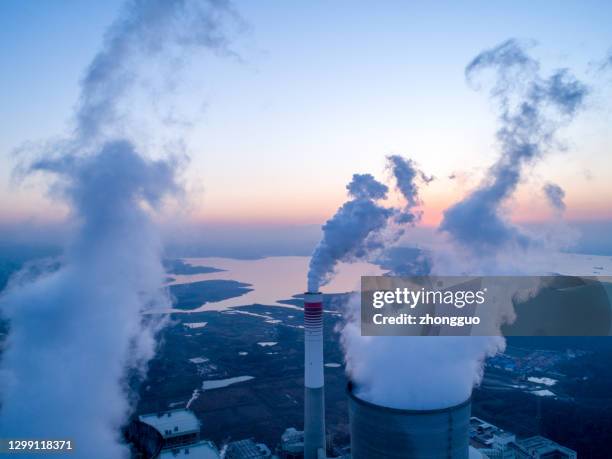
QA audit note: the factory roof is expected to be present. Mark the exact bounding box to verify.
[160,441,219,458]
[139,409,201,438]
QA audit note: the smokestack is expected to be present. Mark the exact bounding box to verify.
[347,382,470,459]
[304,292,326,459]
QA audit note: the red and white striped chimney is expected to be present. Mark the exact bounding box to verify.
[304,292,325,459]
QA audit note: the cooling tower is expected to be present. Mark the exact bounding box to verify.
[304,292,326,459]
[348,382,470,459]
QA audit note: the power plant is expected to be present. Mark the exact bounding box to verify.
[127,293,577,459]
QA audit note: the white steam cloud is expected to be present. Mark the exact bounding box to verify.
[0,0,239,457]
[440,39,588,252]
[307,174,392,292]
[307,155,430,292]
[74,0,240,145]
[0,142,177,456]
[339,40,588,410]
[387,154,433,225]
[342,319,503,410]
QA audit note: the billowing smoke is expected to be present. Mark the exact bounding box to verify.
[0,0,238,456]
[340,40,588,411]
[387,154,433,225]
[543,182,566,212]
[307,155,431,292]
[440,39,588,251]
[0,142,177,456]
[74,0,240,144]
[307,174,393,292]
[342,323,503,410]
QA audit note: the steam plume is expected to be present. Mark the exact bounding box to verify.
[342,319,503,409]
[307,154,433,292]
[340,40,588,411]
[75,0,240,144]
[543,182,566,212]
[0,0,239,456]
[0,142,177,456]
[307,174,392,292]
[387,154,433,225]
[440,39,588,251]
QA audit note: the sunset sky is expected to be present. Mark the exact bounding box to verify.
[1,0,611,232]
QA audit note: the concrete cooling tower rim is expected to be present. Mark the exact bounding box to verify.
[347,381,471,414]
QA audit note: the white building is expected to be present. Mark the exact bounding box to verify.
[469,417,576,459]
[139,409,201,450]
[160,440,220,459]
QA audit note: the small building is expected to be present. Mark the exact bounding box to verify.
[225,438,272,458]
[469,417,577,459]
[139,409,201,450]
[160,440,220,459]
[469,417,517,459]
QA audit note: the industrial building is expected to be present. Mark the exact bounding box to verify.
[139,409,201,450]
[470,416,517,458]
[128,293,577,459]
[469,417,577,459]
[136,409,273,459]
[133,406,576,459]
[159,441,220,459]
[132,409,221,458]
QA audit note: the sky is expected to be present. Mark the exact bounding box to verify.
[1,0,611,235]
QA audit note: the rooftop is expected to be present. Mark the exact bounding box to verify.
[160,441,219,459]
[139,409,201,438]
[469,416,515,448]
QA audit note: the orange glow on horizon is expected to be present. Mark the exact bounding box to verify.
[1,186,610,229]
[189,196,612,227]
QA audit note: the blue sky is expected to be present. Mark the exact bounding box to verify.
[1,0,611,227]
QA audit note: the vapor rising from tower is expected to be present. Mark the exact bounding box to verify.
[303,173,387,459]
[304,156,430,458]
[308,173,392,293]
[340,39,589,418]
[308,155,431,294]
[0,1,240,457]
[0,143,179,457]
